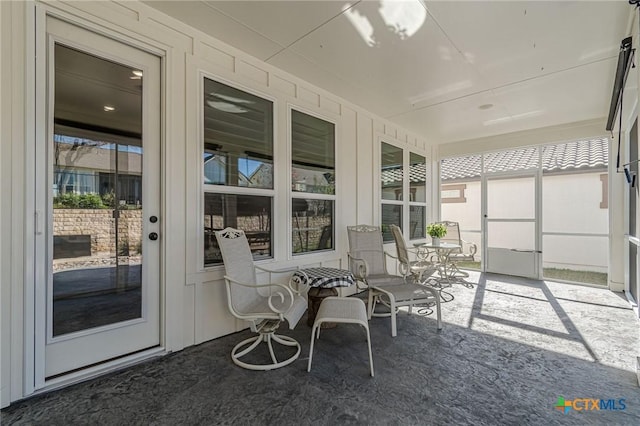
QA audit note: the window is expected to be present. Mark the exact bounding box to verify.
[409,152,427,239]
[202,78,274,266]
[381,142,403,201]
[381,142,403,241]
[204,193,272,265]
[380,143,427,242]
[291,110,335,254]
[441,184,467,203]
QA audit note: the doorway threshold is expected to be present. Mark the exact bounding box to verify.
[36,347,166,396]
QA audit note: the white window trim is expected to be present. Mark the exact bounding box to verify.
[379,138,429,242]
[199,71,278,270]
[288,105,338,257]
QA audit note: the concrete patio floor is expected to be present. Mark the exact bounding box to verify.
[2,271,639,425]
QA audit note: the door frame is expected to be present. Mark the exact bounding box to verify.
[481,168,542,279]
[28,5,167,393]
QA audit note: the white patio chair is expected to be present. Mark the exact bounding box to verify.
[390,224,438,284]
[346,225,442,337]
[215,227,307,370]
[436,220,477,277]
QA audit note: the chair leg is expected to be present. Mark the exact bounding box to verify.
[234,334,264,358]
[232,332,301,371]
[389,295,397,337]
[266,334,278,364]
[434,294,443,330]
[364,325,374,377]
[367,290,374,319]
[307,323,319,372]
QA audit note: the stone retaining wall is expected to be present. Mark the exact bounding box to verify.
[53,209,143,258]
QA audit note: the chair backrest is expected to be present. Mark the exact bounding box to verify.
[214,227,259,312]
[436,221,463,253]
[346,224,388,276]
[390,225,410,266]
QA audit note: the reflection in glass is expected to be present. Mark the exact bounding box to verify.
[204,193,272,265]
[292,199,334,254]
[381,142,403,200]
[409,152,426,202]
[291,110,335,194]
[409,205,425,240]
[203,78,273,189]
[382,204,402,242]
[52,44,143,336]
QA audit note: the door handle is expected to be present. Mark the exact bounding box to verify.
[510,249,542,253]
[149,232,159,241]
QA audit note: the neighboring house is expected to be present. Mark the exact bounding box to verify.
[54,135,142,205]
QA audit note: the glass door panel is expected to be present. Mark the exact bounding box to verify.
[52,46,143,336]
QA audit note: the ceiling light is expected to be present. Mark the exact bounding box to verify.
[478,104,494,110]
[103,105,115,112]
[130,70,143,80]
[483,110,542,126]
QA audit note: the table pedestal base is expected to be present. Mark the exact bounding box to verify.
[307,287,338,327]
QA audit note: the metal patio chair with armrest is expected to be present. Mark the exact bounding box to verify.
[436,220,477,277]
[389,224,438,284]
[346,224,442,337]
[215,227,307,370]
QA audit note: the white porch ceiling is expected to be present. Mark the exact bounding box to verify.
[144,0,635,144]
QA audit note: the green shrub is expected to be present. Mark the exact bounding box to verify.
[54,192,106,209]
[54,192,80,208]
[78,193,104,208]
[101,190,116,208]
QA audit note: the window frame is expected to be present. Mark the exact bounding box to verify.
[288,106,338,256]
[408,151,428,241]
[200,73,277,269]
[379,139,428,243]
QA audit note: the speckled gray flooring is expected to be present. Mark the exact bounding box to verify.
[2,272,639,425]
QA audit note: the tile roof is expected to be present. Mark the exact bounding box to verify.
[541,138,608,172]
[441,138,608,181]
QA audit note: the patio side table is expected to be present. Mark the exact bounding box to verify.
[292,267,355,326]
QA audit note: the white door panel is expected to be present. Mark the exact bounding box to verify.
[486,248,538,279]
[38,17,161,379]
